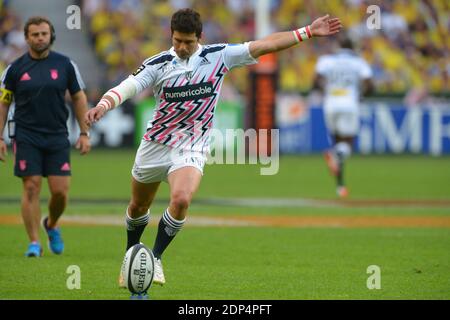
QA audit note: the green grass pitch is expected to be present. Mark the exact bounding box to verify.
[0,150,449,299]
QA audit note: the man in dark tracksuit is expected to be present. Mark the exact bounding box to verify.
[0,16,91,257]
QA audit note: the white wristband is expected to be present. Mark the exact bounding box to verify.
[97,104,108,112]
[99,98,112,111]
[293,25,312,43]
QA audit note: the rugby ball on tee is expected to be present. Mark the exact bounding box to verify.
[122,243,155,294]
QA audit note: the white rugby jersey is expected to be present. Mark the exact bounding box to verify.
[315,49,372,111]
[128,43,257,152]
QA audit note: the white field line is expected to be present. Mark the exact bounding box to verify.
[59,215,259,227]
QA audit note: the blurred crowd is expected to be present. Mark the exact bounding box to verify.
[0,0,27,75]
[1,0,449,99]
[81,0,449,97]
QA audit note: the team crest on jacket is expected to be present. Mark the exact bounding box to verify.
[50,69,58,80]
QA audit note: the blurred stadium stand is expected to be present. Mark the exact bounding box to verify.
[0,0,449,153]
[80,0,449,99]
[1,0,448,97]
[0,1,26,71]
[1,0,103,92]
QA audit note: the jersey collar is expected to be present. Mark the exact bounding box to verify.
[169,44,203,63]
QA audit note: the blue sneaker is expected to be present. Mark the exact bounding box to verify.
[42,216,64,254]
[25,242,42,257]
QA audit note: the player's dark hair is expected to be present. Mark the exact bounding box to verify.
[24,16,56,44]
[171,8,202,38]
[338,34,353,50]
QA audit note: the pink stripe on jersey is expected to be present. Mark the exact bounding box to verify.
[165,101,209,148]
[148,75,201,141]
[208,59,223,84]
[145,61,229,151]
[191,72,201,84]
[148,76,178,135]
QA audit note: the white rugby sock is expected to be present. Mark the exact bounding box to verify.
[162,208,185,236]
[126,209,150,231]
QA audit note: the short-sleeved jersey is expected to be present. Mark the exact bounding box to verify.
[129,43,257,153]
[0,51,85,134]
[315,49,372,111]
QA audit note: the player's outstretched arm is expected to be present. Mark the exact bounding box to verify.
[84,96,111,125]
[249,14,342,59]
[85,78,137,126]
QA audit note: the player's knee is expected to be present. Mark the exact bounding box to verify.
[51,189,68,202]
[23,179,41,200]
[170,191,191,212]
[128,202,150,217]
